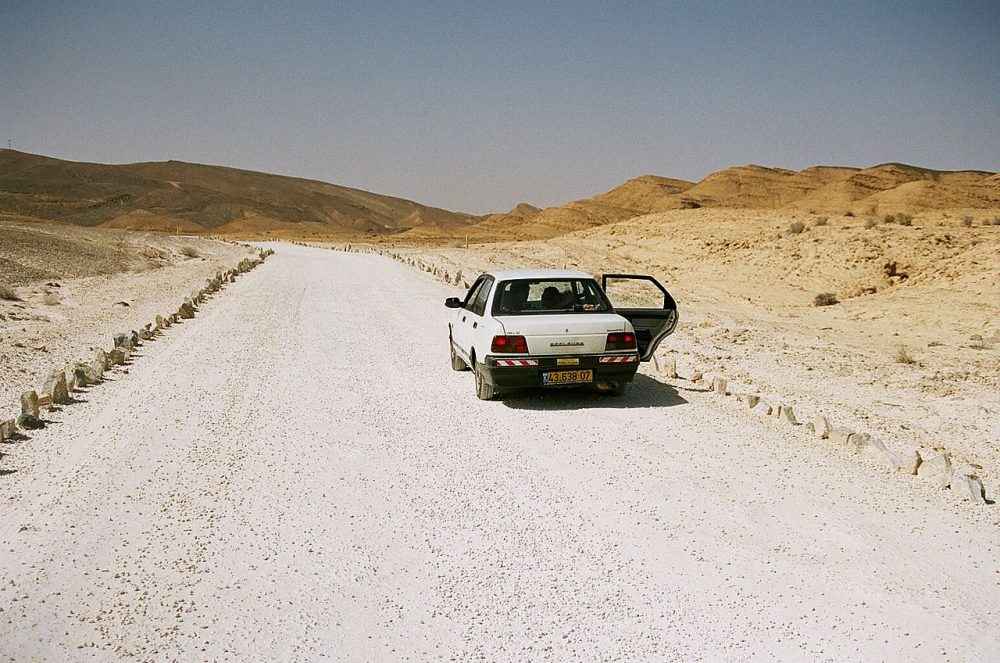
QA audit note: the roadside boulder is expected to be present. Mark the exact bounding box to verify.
[900,448,921,475]
[109,347,127,365]
[860,437,903,472]
[950,467,987,504]
[16,413,43,430]
[777,405,799,425]
[114,333,133,350]
[93,348,110,371]
[61,364,76,392]
[43,369,70,404]
[664,357,678,379]
[20,391,39,418]
[752,400,773,416]
[846,432,871,452]
[829,428,854,445]
[712,377,728,396]
[69,363,85,387]
[812,415,831,439]
[917,452,952,488]
[0,419,17,441]
[73,362,100,386]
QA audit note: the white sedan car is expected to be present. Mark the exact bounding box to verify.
[446,269,678,399]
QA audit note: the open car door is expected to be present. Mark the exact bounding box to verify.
[601,274,678,362]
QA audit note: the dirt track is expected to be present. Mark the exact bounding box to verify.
[1,244,997,661]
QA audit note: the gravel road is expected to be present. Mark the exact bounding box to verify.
[1,243,997,661]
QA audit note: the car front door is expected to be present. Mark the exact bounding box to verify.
[452,276,491,363]
[600,273,678,362]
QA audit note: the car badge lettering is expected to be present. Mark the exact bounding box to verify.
[550,341,584,347]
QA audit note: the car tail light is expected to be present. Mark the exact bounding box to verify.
[491,335,529,353]
[605,332,637,351]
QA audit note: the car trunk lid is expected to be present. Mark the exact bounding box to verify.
[496,314,627,355]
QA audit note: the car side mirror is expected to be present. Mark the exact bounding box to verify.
[445,297,463,309]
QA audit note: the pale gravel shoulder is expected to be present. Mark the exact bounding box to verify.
[0,236,253,413]
[1,243,996,661]
[383,233,1000,486]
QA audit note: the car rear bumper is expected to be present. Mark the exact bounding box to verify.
[481,353,639,388]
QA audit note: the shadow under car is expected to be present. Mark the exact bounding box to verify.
[499,374,688,411]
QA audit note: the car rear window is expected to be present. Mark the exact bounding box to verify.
[492,279,611,315]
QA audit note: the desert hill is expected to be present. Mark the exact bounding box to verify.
[463,163,998,240]
[453,175,696,241]
[0,150,471,236]
[589,174,695,211]
[4,150,996,241]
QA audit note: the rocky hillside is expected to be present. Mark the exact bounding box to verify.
[0,150,472,236]
[466,163,999,240]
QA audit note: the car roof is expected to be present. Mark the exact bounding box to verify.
[484,268,595,281]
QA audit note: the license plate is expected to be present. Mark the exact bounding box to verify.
[542,370,593,385]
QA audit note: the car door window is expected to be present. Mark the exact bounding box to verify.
[468,277,493,316]
[464,278,488,309]
[602,276,671,309]
[601,273,678,361]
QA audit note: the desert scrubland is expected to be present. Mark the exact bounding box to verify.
[0,218,254,409]
[1,244,998,661]
[2,151,1000,659]
[386,207,1000,480]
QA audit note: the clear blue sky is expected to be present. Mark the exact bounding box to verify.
[2,1,998,213]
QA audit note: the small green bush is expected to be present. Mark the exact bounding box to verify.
[844,211,855,217]
[814,216,829,226]
[961,216,974,227]
[788,221,806,234]
[897,213,913,226]
[883,213,896,224]
[814,292,839,306]
[864,218,878,229]
[180,246,201,258]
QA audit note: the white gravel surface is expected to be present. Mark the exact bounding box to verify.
[1,243,998,661]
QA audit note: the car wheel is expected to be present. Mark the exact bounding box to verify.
[475,363,496,400]
[450,342,468,371]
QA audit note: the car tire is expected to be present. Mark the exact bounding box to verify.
[475,363,497,400]
[450,342,468,371]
